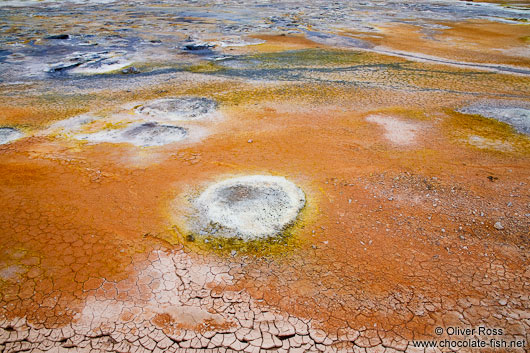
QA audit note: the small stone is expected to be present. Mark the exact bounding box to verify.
[248,139,253,143]
[46,34,70,40]
[499,299,507,306]
[182,42,214,51]
[230,250,237,256]
[494,222,504,230]
[122,66,140,74]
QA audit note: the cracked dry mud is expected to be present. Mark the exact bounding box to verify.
[0,0,529,353]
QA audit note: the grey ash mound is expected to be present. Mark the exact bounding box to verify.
[47,51,131,75]
[77,122,187,147]
[136,97,218,121]
[191,175,306,240]
[458,102,530,135]
[0,127,23,145]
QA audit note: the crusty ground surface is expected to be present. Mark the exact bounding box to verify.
[0,6,528,353]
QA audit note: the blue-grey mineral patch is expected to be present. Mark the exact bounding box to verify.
[136,97,218,121]
[0,127,23,145]
[458,102,530,135]
[77,122,187,147]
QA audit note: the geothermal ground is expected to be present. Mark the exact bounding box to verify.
[0,1,529,352]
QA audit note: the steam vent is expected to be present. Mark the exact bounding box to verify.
[193,175,306,239]
[1,0,529,352]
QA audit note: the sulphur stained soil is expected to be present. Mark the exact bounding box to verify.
[0,1,529,353]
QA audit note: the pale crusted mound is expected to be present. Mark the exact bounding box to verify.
[46,114,96,136]
[193,175,306,239]
[76,122,188,147]
[136,97,218,121]
[0,127,23,145]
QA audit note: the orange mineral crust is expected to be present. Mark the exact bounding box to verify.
[0,1,529,351]
[344,20,530,69]
[1,80,529,349]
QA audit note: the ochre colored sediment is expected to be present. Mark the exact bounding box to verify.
[1,83,528,331]
[249,34,325,53]
[345,20,530,68]
[0,23,529,352]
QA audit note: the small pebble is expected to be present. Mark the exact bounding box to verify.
[122,66,140,74]
[494,222,504,230]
